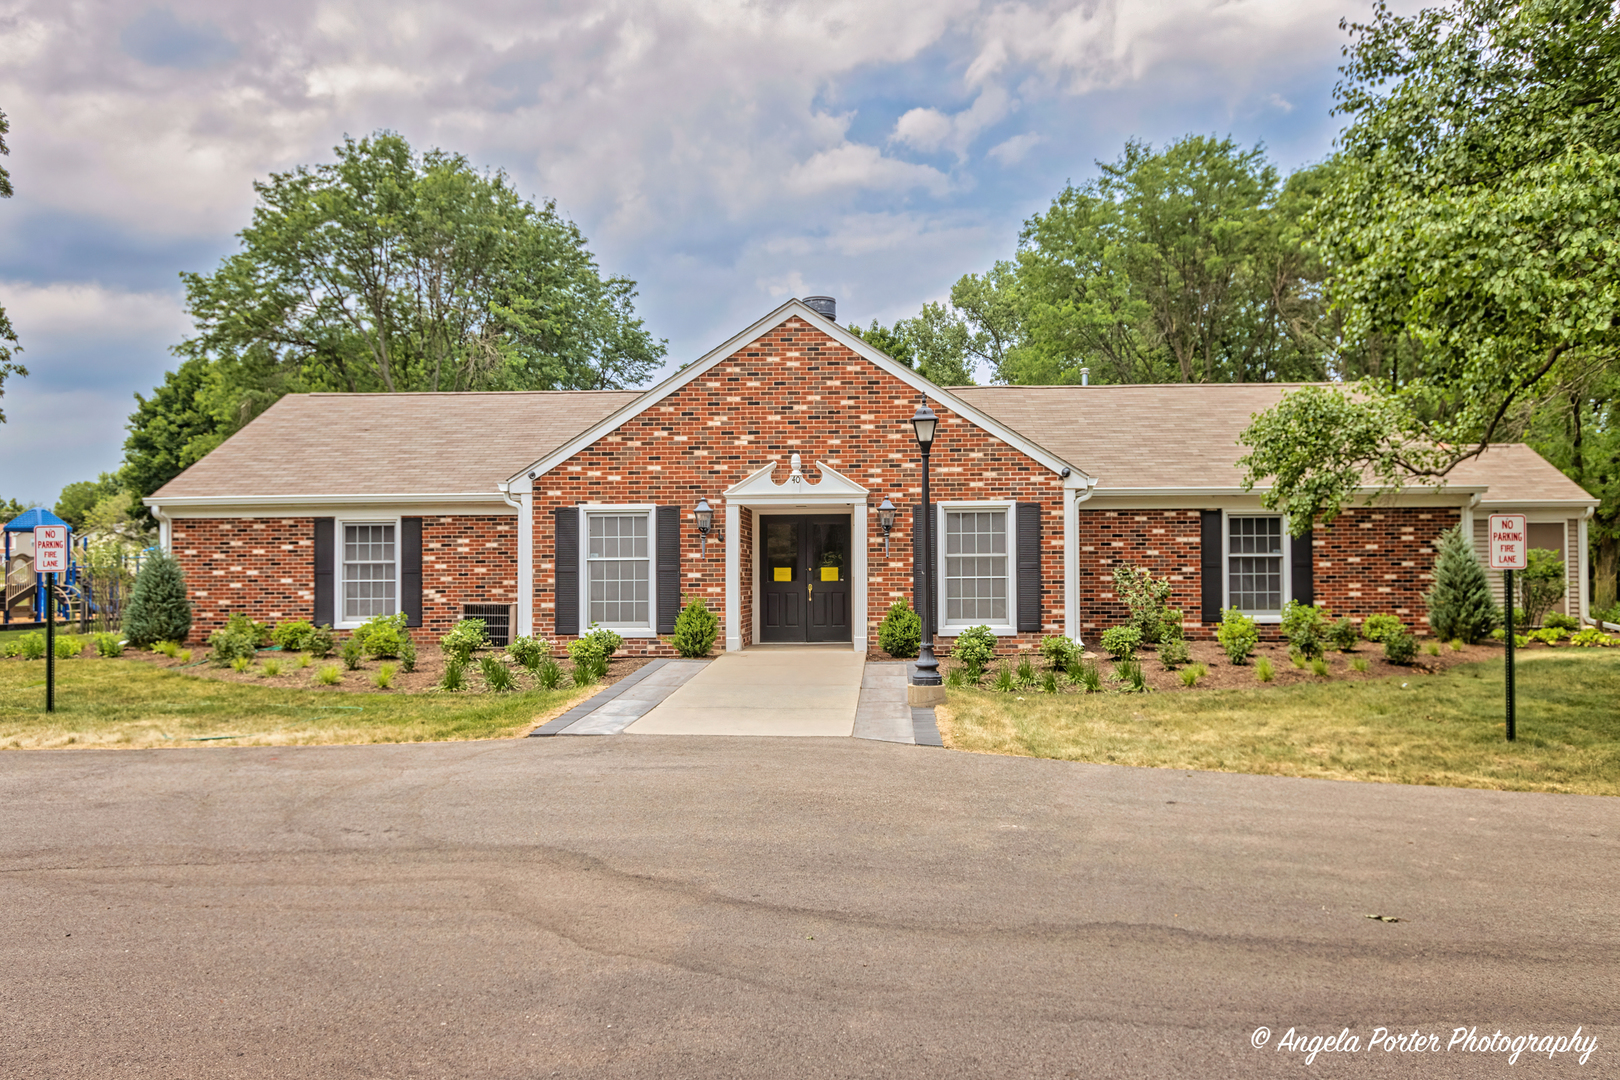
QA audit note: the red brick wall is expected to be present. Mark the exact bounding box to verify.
[171,514,517,643]
[171,517,314,643]
[1076,506,1458,638]
[534,316,1066,656]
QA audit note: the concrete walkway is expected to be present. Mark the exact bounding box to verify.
[531,658,709,736]
[626,645,866,737]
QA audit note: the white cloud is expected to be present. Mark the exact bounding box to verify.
[0,281,189,347]
[784,144,951,197]
[891,87,1012,160]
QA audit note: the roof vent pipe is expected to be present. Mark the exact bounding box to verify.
[1081,366,1090,386]
[803,296,837,322]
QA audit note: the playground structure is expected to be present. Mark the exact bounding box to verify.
[4,508,142,632]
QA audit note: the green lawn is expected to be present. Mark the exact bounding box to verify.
[0,655,595,749]
[936,651,1620,795]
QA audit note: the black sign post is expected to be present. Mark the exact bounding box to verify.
[1503,569,1515,741]
[45,571,56,713]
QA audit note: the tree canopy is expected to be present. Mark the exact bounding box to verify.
[0,106,24,424]
[1238,0,1620,530]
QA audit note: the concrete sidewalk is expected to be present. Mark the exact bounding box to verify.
[626,645,863,736]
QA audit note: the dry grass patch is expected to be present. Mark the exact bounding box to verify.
[936,651,1620,795]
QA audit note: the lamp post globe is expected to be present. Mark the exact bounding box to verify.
[911,402,942,686]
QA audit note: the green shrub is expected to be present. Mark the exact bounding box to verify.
[53,635,82,659]
[1543,612,1579,632]
[261,658,282,677]
[1527,627,1565,645]
[340,636,363,671]
[1114,659,1147,692]
[440,659,466,691]
[1362,614,1405,644]
[356,613,409,659]
[877,599,921,659]
[1015,654,1036,687]
[1217,608,1260,664]
[1157,637,1191,669]
[1280,600,1330,660]
[992,663,1016,693]
[1073,660,1103,693]
[1329,617,1359,652]
[1383,630,1418,665]
[178,649,192,663]
[231,656,252,673]
[155,640,181,658]
[1111,565,1174,644]
[1423,641,1442,655]
[1039,635,1080,671]
[1424,525,1500,643]
[373,662,396,689]
[1099,625,1141,660]
[1449,638,1464,651]
[949,625,997,670]
[93,632,124,658]
[122,552,192,647]
[1040,670,1059,694]
[441,618,490,663]
[296,652,312,669]
[1519,548,1565,627]
[1309,657,1330,678]
[207,614,260,667]
[1570,627,1617,647]
[567,626,621,679]
[16,632,45,660]
[507,635,551,671]
[0,638,19,658]
[399,634,417,673]
[672,598,720,658]
[535,657,563,689]
[1255,656,1275,682]
[1179,663,1207,688]
[315,664,342,686]
[271,620,315,652]
[480,656,515,692]
[1289,649,1308,669]
[307,624,336,659]
[1350,656,1370,673]
[570,657,600,687]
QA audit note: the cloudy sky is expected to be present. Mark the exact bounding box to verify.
[0,0,1378,504]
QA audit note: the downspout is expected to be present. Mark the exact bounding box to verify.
[499,483,535,639]
[1064,475,1098,647]
[150,504,173,554]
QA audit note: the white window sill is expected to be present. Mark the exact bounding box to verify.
[591,627,659,638]
[937,624,1020,638]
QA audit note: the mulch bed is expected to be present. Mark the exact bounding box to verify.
[117,642,652,694]
[878,637,1558,694]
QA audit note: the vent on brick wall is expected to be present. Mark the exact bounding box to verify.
[461,603,518,647]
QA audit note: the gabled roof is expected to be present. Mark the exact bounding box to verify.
[149,390,640,503]
[507,298,1084,486]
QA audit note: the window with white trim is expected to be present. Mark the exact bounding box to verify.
[943,507,1010,626]
[1227,515,1285,617]
[586,512,651,629]
[343,523,397,620]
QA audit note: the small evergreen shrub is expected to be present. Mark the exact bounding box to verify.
[507,635,550,671]
[208,615,261,667]
[315,664,342,686]
[440,659,466,691]
[307,624,336,658]
[1255,657,1275,682]
[480,656,515,692]
[1362,614,1405,644]
[122,552,192,647]
[231,656,252,673]
[950,625,997,670]
[1329,617,1359,652]
[1424,525,1500,643]
[1157,637,1191,669]
[1217,608,1259,664]
[441,618,490,663]
[261,658,282,677]
[373,662,396,689]
[1099,625,1141,660]
[1039,635,1080,671]
[1280,600,1330,660]
[399,634,417,673]
[93,632,124,658]
[340,635,363,671]
[271,620,316,652]
[1111,565,1174,644]
[535,657,563,689]
[357,613,408,659]
[1383,630,1418,665]
[877,599,921,659]
[672,598,720,658]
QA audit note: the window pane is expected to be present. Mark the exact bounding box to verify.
[585,513,652,627]
[342,524,396,620]
[945,510,1008,624]
[1228,516,1283,613]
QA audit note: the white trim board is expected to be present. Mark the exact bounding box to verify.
[507,299,1086,486]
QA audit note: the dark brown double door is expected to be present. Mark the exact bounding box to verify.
[760,515,851,643]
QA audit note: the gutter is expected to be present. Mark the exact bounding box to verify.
[498,483,535,639]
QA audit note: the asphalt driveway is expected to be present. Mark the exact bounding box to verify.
[1,737,1614,1078]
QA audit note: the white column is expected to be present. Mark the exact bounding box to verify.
[1063,488,1080,645]
[1578,512,1591,621]
[852,499,868,653]
[516,492,533,638]
[725,501,742,651]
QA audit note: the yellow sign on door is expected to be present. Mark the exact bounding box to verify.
[821,566,839,581]
[774,566,792,581]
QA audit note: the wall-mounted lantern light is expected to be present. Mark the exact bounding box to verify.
[877,496,897,556]
[695,497,714,556]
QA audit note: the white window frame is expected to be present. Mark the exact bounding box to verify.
[935,500,1019,637]
[1222,510,1292,623]
[335,516,402,630]
[578,504,658,638]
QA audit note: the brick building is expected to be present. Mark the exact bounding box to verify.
[146,298,1599,651]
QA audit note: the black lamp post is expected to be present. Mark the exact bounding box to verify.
[911,402,941,686]
[877,496,897,556]
[695,497,714,556]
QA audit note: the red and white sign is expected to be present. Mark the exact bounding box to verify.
[33,524,68,574]
[1488,514,1528,571]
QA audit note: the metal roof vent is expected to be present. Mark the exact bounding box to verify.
[803,296,837,321]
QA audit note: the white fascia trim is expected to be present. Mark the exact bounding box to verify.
[1476,498,1601,510]
[147,492,506,507]
[508,299,1087,485]
[1091,485,1489,499]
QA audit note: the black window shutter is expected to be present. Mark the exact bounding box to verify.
[1200,510,1223,623]
[1291,527,1315,607]
[554,506,579,636]
[313,518,334,626]
[656,506,680,634]
[911,505,937,633]
[1016,503,1042,633]
[400,517,423,627]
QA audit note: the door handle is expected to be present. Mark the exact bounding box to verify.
[808,580,813,601]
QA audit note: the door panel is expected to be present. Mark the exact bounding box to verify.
[758,514,852,643]
[760,518,803,642]
[806,518,851,642]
